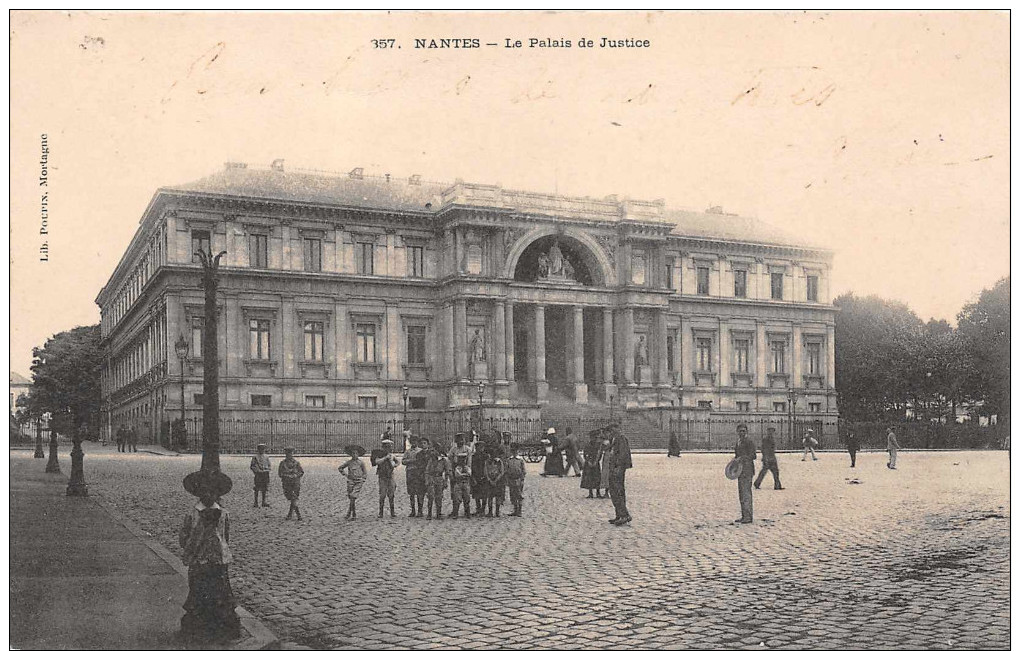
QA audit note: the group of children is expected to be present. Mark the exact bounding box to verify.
[253,431,529,522]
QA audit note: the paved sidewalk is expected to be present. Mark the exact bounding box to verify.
[9,455,276,650]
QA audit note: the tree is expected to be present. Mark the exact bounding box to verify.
[957,277,1010,425]
[834,292,924,421]
[27,325,103,438]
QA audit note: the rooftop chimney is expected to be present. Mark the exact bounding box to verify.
[271,159,285,172]
[385,173,391,183]
[408,174,422,186]
[349,167,364,180]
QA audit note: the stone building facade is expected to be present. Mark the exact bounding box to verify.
[97,163,837,442]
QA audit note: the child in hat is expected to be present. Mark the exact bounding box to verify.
[450,451,472,518]
[424,444,450,520]
[249,443,271,508]
[179,473,240,641]
[484,444,507,517]
[338,445,368,520]
[278,447,305,521]
[373,439,400,518]
[505,443,527,516]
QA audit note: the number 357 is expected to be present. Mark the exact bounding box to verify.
[372,39,396,48]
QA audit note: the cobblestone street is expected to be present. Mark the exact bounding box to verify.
[45,447,1009,649]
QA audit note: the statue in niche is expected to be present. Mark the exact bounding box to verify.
[562,257,575,281]
[548,242,565,277]
[537,252,550,278]
[470,328,486,362]
[635,335,648,367]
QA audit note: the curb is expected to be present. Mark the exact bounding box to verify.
[89,492,280,650]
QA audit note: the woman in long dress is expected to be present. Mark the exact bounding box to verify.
[581,430,604,498]
[541,428,565,477]
[598,431,612,498]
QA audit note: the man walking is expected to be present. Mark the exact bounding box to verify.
[735,424,756,524]
[801,428,819,461]
[562,427,583,477]
[846,430,860,468]
[886,427,900,469]
[754,427,783,490]
[606,422,633,526]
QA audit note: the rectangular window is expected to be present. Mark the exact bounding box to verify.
[191,317,204,358]
[736,401,750,412]
[734,340,750,373]
[734,269,747,298]
[356,323,377,363]
[771,341,786,374]
[251,394,272,407]
[697,400,713,410]
[771,272,784,300]
[305,395,326,408]
[773,402,787,413]
[303,321,324,361]
[409,396,427,410]
[303,238,322,272]
[696,338,712,371]
[357,242,374,275]
[249,319,271,360]
[406,325,427,365]
[807,275,819,302]
[191,230,211,263]
[408,245,424,278]
[357,396,377,409]
[809,402,821,413]
[666,334,676,372]
[193,393,204,405]
[249,233,268,269]
[807,343,821,375]
[665,259,674,290]
[697,267,710,295]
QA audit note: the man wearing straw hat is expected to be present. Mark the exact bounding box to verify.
[249,443,272,508]
[733,424,757,524]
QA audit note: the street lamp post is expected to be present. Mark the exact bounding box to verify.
[174,335,189,450]
[401,384,409,452]
[477,381,485,432]
[180,249,240,642]
[33,418,45,458]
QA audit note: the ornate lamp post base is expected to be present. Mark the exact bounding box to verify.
[44,433,61,473]
[66,437,89,496]
[33,428,45,458]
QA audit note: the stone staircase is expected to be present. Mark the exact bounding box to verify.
[538,388,672,450]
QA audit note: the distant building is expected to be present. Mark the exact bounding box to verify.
[96,162,838,443]
[10,371,32,438]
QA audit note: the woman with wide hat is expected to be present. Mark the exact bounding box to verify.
[179,469,240,641]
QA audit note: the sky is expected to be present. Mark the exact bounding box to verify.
[9,10,1010,376]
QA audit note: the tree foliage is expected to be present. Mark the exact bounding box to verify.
[26,325,103,437]
[957,277,1010,423]
[835,277,1009,424]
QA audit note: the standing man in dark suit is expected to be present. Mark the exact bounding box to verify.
[607,422,633,526]
[846,431,860,468]
[734,424,756,524]
[754,427,783,490]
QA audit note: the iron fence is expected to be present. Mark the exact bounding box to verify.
[172,413,1004,454]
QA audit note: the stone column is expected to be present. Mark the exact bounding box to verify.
[792,322,803,389]
[571,306,587,403]
[654,309,669,386]
[756,319,768,390]
[534,305,548,403]
[601,308,616,401]
[442,302,455,381]
[719,319,731,389]
[826,323,836,390]
[505,302,515,384]
[622,307,635,385]
[454,299,468,380]
[493,301,507,381]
